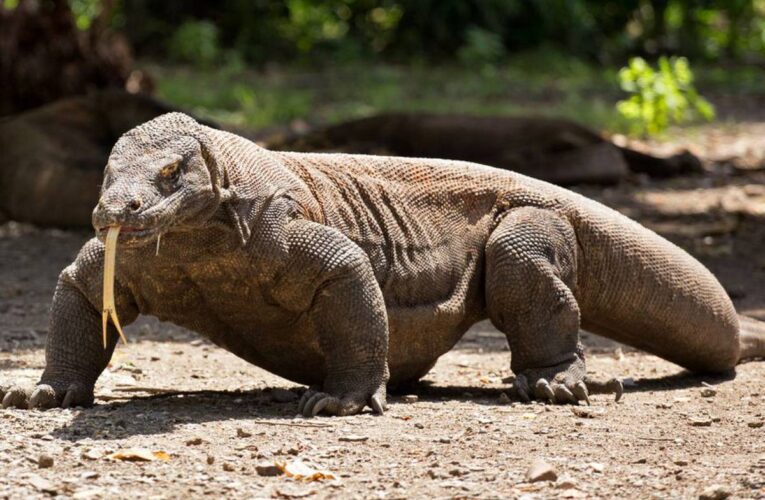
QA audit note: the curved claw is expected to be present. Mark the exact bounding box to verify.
[298,384,386,417]
[298,386,320,415]
[61,389,76,409]
[571,381,590,405]
[553,384,577,405]
[370,394,385,415]
[302,392,327,418]
[607,378,624,402]
[583,376,625,402]
[535,379,556,403]
[2,387,29,409]
[29,385,57,409]
[513,374,531,403]
[311,397,331,417]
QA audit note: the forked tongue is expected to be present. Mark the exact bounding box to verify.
[102,226,128,348]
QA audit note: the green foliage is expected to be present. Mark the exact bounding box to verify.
[280,0,350,52]
[167,20,220,67]
[121,0,765,65]
[150,56,625,132]
[233,84,313,128]
[616,56,715,136]
[457,27,506,68]
[68,0,106,30]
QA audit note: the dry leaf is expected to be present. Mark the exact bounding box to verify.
[105,448,170,462]
[276,460,335,482]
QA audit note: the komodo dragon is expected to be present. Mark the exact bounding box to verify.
[3,113,764,415]
[273,113,702,184]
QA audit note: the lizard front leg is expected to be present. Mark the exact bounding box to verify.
[2,239,138,409]
[269,220,389,417]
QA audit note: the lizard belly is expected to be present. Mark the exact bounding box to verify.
[383,249,488,384]
[125,255,329,386]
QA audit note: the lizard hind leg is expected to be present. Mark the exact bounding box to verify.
[485,206,621,404]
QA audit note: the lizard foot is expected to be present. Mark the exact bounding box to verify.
[297,385,387,417]
[1,381,94,409]
[511,359,622,405]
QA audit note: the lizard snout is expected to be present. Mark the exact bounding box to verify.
[92,184,154,233]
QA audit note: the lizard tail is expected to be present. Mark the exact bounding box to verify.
[739,315,765,362]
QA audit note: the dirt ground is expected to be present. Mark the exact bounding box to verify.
[1,128,765,499]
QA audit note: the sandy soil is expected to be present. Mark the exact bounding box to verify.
[1,143,764,499]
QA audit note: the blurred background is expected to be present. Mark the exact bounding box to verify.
[3,0,765,133]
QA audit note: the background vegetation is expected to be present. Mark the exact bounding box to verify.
[119,0,765,65]
[4,0,765,135]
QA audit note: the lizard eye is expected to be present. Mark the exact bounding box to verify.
[159,161,181,180]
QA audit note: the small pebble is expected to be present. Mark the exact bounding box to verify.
[689,417,712,427]
[498,392,511,404]
[37,454,54,468]
[222,462,235,472]
[526,459,557,483]
[206,455,215,465]
[28,474,57,494]
[698,484,732,500]
[556,477,577,489]
[589,462,605,473]
[571,407,603,419]
[748,421,763,428]
[403,395,418,404]
[81,449,102,460]
[700,388,717,398]
[256,464,283,477]
[236,428,252,438]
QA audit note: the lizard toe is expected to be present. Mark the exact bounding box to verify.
[299,386,386,417]
[571,381,590,405]
[510,374,531,402]
[2,385,31,409]
[553,383,578,404]
[583,376,623,402]
[370,393,386,414]
[60,383,94,408]
[301,391,330,418]
[534,379,556,402]
[303,392,368,417]
[297,386,321,415]
[29,385,58,409]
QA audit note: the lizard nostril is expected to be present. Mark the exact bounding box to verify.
[128,199,142,212]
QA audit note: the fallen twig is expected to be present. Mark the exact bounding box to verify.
[249,419,333,428]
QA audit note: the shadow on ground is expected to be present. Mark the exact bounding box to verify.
[52,387,302,442]
[50,363,743,442]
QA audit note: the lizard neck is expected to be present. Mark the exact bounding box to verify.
[210,130,321,246]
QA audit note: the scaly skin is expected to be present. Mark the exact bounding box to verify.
[3,113,763,414]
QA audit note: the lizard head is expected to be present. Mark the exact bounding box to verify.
[92,113,222,247]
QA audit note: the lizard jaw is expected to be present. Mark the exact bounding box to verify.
[97,225,159,247]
